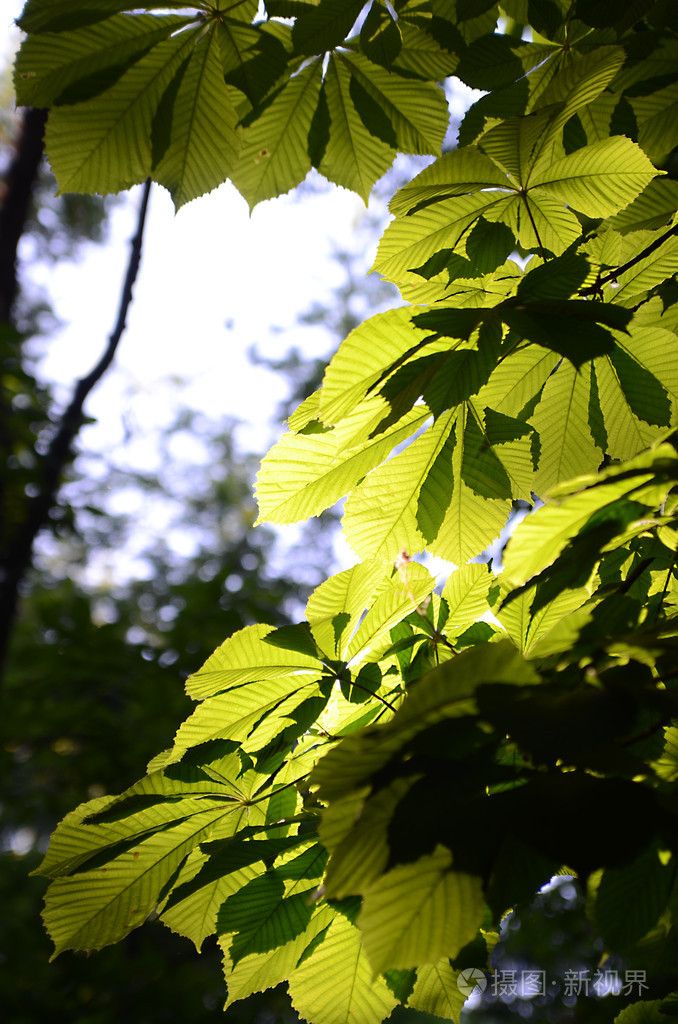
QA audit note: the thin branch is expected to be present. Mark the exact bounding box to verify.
[0,179,153,683]
[347,677,398,712]
[0,108,47,323]
[581,224,678,296]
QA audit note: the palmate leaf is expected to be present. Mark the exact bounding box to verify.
[414,294,630,367]
[496,582,594,658]
[476,343,558,418]
[322,343,536,562]
[375,113,656,288]
[153,29,241,208]
[230,58,323,207]
[528,324,678,492]
[13,12,192,108]
[44,27,201,194]
[342,409,456,561]
[34,767,250,877]
[312,641,539,804]
[288,911,398,1024]
[291,0,365,55]
[607,180,678,233]
[632,81,678,167]
[456,34,558,91]
[390,20,458,80]
[160,834,310,949]
[359,846,485,973]
[595,326,678,459]
[419,404,531,564]
[605,234,678,302]
[218,19,290,106]
[527,136,663,218]
[375,190,514,290]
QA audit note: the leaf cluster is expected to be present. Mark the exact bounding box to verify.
[18,1,678,1022]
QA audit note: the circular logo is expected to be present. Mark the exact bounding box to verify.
[457,968,487,997]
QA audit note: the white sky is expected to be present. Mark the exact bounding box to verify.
[32,178,372,455]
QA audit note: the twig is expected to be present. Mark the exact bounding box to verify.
[581,224,678,296]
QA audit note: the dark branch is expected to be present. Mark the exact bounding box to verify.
[581,224,678,296]
[0,108,47,324]
[0,179,153,684]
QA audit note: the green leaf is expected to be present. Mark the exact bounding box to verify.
[614,1002,668,1024]
[161,852,262,951]
[291,0,364,55]
[528,136,660,218]
[223,904,336,1006]
[43,804,234,955]
[441,563,495,637]
[391,20,459,80]
[218,19,290,106]
[423,404,533,563]
[500,461,669,590]
[44,28,199,194]
[593,845,675,949]
[14,12,192,108]
[317,53,395,201]
[530,361,602,493]
[346,561,436,663]
[306,559,389,659]
[263,622,324,659]
[186,623,323,700]
[360,3,402,67]
[220,845,326,964]
[408,958,468,1020]
[388,146,507,217]
[256,397,428,526]
[597,328,678,457]
[17,0,191,33]
[632,81,678,167]
[343,409,456,561]
[288,911,398,1024]
[152,29,241,208]
[359,846,485,972]
[340,51,448,155]
[607,180,678,233]
[229,57,323,208]
[496,580,593,657]
[170,677,322,759]
[319,305,440,425]
[322,778,415,898]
